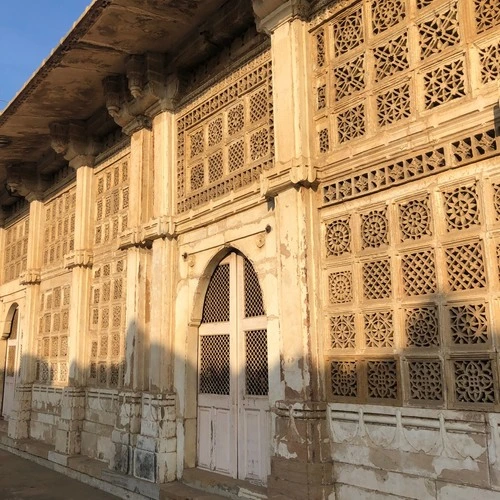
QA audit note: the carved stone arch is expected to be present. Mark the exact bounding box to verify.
[1,303,19,340]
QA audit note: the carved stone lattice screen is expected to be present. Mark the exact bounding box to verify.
[322,161,500,409]
[176,49,274,213]
[37,285,70,384]
[3,216,29,284]
[89,155,129,388]
[43,188,76,268]
[310,0,500,153]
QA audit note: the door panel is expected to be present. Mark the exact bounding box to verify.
[197,254,269,483]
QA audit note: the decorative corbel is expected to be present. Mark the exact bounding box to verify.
[253,0,310,34]
[49,122,101,169]
[5,164,50,201]
[126,54,145,99]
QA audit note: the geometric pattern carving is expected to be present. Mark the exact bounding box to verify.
[445,242,486,291]
[337,103,366,143]
[199,334,230,395]
[334,55,365,101]
[331,361,358,397]
[418,4,460,59]
[323,146,447,205]
[451,129,498,165]
[474,0,500,34]
[454,359,495,404]
[177,52,273,212]
[245,329,268,396]
[319,128,330,154]
[94,158,129,248]
[401,250,437,296]
[363,259,391,299]
[371,0,405,35]
[329,270,353,304]
[494,184,500,220]
[374,32,409,81]
[3,217,29,283]
[326,217,351,256]
[364,311,394,347]
[361,208,388,248]
[376,82,411,126]
[43,189,76,267]
[330,314,356,349]
[443,184,480,230]
[408,360,443,401]
[37,285,70,384]
[479,42,500,84]
[423,58,465,109]
[450,303,488,345]
[367,360,398,399]
[399,198,432,240]
[316,30,326,67]
[406,307,440,347]
[332,5,364,57]
[203,263,231,323]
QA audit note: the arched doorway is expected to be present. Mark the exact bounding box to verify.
[2,306,19,419]
[197,252,270,483]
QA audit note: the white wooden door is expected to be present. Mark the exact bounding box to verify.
[2,308,18,419]
[197,254,270,483]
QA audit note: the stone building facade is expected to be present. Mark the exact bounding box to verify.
[0,0,498,498]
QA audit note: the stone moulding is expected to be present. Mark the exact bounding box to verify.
[321,126,499,206]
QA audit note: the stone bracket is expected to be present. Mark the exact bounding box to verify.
[142,216,176,243]
[260,161,317,198]
[254,0,310,34]
[19,269,41,286]
[64,249,93,269]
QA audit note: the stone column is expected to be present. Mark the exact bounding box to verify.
[8,196,44,440]
[52,157,95,461]
[111,120,153,476]
[133,110,178,483]
[255,2,334,498]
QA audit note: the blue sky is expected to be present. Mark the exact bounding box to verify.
[0,1,91,110]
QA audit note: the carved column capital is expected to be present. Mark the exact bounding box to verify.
[253,0,310,34]
[64,250,93,270]
[49,121,100,168]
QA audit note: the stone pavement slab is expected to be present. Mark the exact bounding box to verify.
[0,448,119,499]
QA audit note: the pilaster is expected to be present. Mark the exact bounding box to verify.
[8,198,44,440]
[254,2,333,497]
[49,123,96,458]
[0,208,5,282]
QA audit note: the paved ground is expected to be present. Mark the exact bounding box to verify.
[0,449,119,499]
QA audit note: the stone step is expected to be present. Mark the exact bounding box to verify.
[180,468,267,500]
[160,482,227,499]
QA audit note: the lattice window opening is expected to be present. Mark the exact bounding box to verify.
[474,0,500,34]
[367,359,399,401]
[332,4,364,57]
[328,269,354,304]
[479,42,500,85]
[442,184,481,231]
[451,129,497,165]
[362,258,392,300]
[418,3,460,60]
[364,310,394,348]
[407,359,444,402]
[199,334,230,395]
[3,217,29,283]
[376,82,412,127]
[444,241,487,292]
[360,208,389,249]
[398,197,433,241]
[448,303,490,345]
[423,57,466,110]
[202,264,231,323]
[245,330,269,396]
[177,55,273,213]
[452,358,497,405]
[330,360,358,398]
[329,313,356,349]
[401,249,437,296]
[405,307,440,348]
[371,0,406,36]
[244,258,266,317]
